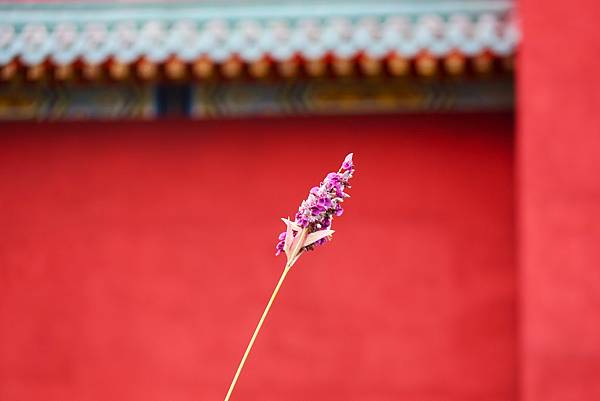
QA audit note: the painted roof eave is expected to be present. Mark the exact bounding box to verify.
[0,0,518,66]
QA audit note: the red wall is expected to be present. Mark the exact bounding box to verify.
[519,0,600,400]
[0,114,515,401]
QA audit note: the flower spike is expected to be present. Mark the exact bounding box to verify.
[275,153,355,268]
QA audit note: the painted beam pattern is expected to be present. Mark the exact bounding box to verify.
[0,75,513,120]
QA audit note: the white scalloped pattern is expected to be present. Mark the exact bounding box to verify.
[0,14,518,66]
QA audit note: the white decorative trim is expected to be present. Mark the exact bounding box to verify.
[0,2,518,66]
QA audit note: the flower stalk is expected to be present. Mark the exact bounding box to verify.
[222,265,292,401]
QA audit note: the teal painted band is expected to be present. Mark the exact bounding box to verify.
[1,1,513,25]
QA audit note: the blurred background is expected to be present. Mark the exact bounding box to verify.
[0,1,598,401]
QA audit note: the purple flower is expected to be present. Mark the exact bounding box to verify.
[275,153,355,257]
[310,205,324,216]
[317,197,332,209]
[341,153,354,170]
[275,237,285,256]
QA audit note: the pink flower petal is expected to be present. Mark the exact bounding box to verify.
[304,230,335,247]
[289,228,308,257]
[283,218,294,256]
[281,217,302,232]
